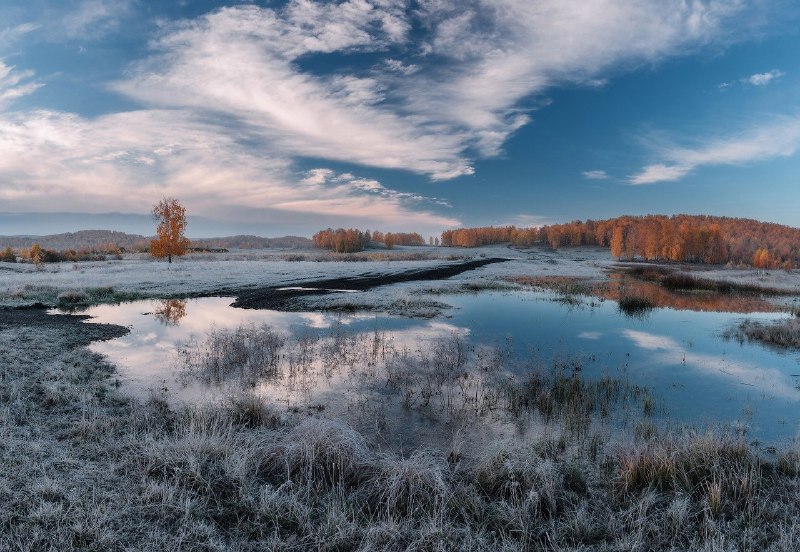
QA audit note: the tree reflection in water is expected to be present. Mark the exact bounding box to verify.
[154,299,188,326]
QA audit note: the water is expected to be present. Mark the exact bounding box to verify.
[75,290,800,446]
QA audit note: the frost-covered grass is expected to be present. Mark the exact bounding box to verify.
[5,314,800,550]
[0,248,486,308]
[0,245,616,314]
[4,245,797,313]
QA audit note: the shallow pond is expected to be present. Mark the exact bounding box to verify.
[75,290,800,446]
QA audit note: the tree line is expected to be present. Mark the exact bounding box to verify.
[440,215,800,268]
[312,228,425,252]
[0,244,124,265]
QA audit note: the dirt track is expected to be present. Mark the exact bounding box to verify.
[232,257,510,310]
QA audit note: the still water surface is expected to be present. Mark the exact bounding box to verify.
[77,291,800,445]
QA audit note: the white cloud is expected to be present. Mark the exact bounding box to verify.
[408,0,753,156]
[744,69,785,86]
[0,106,459,232]
[0,23,40,49]
[112,1,762,181]
[0,0,781,229]
[62,0,133,39]
[629,163,691,185]
[582,170,608,180]
[114,4,473,180]
[629,116,800,184]
[505,214,551,228]
[384,58,419,75]
[0,60,41,107]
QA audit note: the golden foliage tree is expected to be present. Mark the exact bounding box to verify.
[29,243,43,268]
[1,246,16,263]
[150,197,190,263]
[609,226,625,260]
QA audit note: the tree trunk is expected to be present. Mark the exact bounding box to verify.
[168,254,172,264]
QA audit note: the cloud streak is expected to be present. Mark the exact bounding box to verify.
[582,170,609,180]
[0,60,41,107]
[114,3,474,181]
[0,108,460,231]
[113,1,760,181]
[744,69,785,86]
[629,117,800,184]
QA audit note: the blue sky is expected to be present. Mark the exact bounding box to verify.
[0,0,799,238]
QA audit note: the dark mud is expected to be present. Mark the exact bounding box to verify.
[231,257,510,310]
[0,305,129,347]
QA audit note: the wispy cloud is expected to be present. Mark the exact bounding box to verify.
[629,116,800,184]
[719,68,786,91]
[744,69,785,86]
[408,0,754,157]
[0,60,41,107]
[582,170,608,180]
[0,0,783,230]
[62,0,133,39]
[114,4,473,180]
[505,214,551,228]
[113,1,762,181]
[0,23,40,49]
[0,107,460,232]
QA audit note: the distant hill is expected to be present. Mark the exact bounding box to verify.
[0,230,149,251]
[191,235,311,249]
[0,230,311,251]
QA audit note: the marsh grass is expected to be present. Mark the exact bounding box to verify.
[617,295,656,317]
[175,321,650,442]
[5,319,800,550]
[724,318,800,349]
[627,266,793,295]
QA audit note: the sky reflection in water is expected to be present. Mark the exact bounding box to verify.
[81,292,800,445]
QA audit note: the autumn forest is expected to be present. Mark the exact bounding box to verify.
[438,215,800,268]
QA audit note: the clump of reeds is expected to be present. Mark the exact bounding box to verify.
[724,318,800,349]
[617,295,655,317]
[178,323,285,383]
[501,360,653,436]
[615,432,762,519]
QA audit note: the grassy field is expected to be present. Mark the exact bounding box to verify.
[3,309,800,551]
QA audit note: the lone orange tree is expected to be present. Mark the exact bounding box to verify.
[150,197,190,263]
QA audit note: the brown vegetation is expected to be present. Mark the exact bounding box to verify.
[312,228,425,252]
[508,272,781,314]
[441,215,800,267]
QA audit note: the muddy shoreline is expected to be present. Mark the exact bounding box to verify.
[0,305,129,346]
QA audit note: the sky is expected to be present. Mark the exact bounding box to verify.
[0,0,799,238]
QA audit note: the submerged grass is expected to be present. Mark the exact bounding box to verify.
[724,318,800,349]
[4,317,800,550]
